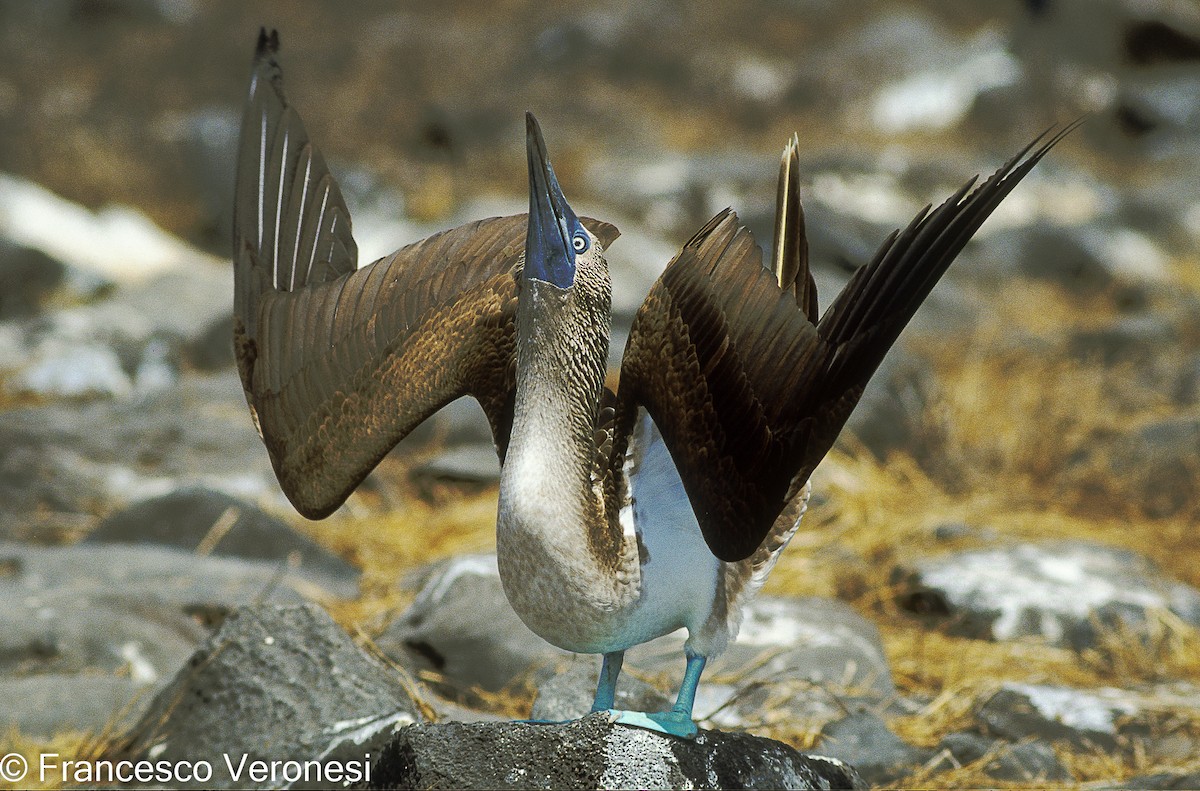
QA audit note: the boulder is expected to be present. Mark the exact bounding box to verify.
[895,541,1200,650]
[366,714,864,790]
[112,604,424,790]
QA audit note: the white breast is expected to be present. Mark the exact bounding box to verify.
[614,409,722,647]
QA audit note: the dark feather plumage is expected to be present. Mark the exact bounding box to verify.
[233,31,617,518]
[616,122,1079,562]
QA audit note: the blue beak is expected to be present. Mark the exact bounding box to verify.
[525,112,579,288]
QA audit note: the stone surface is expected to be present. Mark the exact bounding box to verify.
[1100,417,1200,518]
[85,486,359,597]
[367,714,864,790]
[530,654,671,722]
[896,541,1200,649]
[377,554,570,693]
[0,370,284,540]
[933,730,1073,782]
[113,604,423,790]
[974,681,1200,761]
[0,540,339,739]
[817,712,932,787]
[0,238,66,319]
[0,674,151,737]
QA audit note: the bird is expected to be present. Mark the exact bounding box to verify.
[233,29,1075,739]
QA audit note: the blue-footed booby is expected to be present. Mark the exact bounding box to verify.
[233,30,1074,738]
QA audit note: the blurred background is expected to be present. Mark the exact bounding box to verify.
[2,1,1200,788]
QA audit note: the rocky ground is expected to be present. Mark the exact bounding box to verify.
[2,0,1200,788]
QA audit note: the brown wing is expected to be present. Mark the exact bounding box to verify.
[232,30,617,518]
[616,124,1076,562]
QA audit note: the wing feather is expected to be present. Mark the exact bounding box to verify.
[617,124,1076,561]
[232,30,618,518]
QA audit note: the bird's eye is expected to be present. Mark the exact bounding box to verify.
[572,232,589,253]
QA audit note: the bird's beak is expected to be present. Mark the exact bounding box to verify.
[525,112,578,288]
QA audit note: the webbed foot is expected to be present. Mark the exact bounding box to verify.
[603,708,698,739]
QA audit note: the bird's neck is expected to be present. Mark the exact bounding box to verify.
[504,277,607,507]
[498,274,621,573]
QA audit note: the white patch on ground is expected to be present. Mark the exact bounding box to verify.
[919,543,1172,642]
[1086,227,1170,281]
[419,554,499,608]
[600,726,687,790]
[9,341,132,399]
[119,642,159,685]
[731,56,789,102]
[0,173,222,283]
[736,599,881,662]
[870,31,1020,133]
[1005,682,1138,735]
[810,171,912,225]
[317,711,415,761]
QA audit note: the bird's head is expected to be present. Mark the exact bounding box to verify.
[523,112,599,290]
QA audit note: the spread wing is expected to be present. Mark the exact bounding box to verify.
[233,30,617,518]
[616,124,1076,562]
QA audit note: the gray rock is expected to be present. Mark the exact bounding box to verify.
[410,444,501,486]
[626,596,895,731]
[974,680,1200,763]
[0,370,285,540]
[977,682,1138,749]
[0,541,347,739]
[85,486,359,598]
[377,554,570,693]
[1067,313,1177,365]
[367,714,864,790]
[0,674,150,737]
[1101,417,1200,518]
[112,604,423,790]
[530,654,671,722]
[934,730,1073,782]
[0,593,204,680]
[0,238,65,319]
[843,343,936,460]
[896,541,1200,649]
[1093,771,1200,790]
[817,712,932,787]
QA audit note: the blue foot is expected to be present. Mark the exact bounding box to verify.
[604,708,698,739]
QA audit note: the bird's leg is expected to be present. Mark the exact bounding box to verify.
[609,648,706,739]
[591,650,624,711]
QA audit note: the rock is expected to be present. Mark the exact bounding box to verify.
[367,714,864,790]
[626,596,896,731]
[530,654,671,722]
[0,541,339,738]
[410,444,501,487]
[1067,314,1177,365]
[0,238,65,319]
[1100,417,1200,518]
[85,486,359,598]
[895,541,1200,650]
[843,343,936,461]
[185,313,236,371]
[975,681,1200,761]
[377,554,570,693]
[817,712,932,787]
[112,604,423,790]
[0,370,284,541]
[934,730,1073,782]
[0,674,150,737]
[0,592,205,680]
